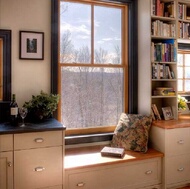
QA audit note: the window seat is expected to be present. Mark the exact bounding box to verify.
[65,145,164,170]
[65,146,164,189]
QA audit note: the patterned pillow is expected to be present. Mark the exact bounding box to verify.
[111,113,152,153]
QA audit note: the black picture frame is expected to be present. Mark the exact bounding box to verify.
[19,31,44,60]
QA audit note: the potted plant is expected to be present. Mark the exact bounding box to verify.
[178,95,187,111]
[23,91,60,121]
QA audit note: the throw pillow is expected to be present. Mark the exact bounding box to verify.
[111,113,152,153]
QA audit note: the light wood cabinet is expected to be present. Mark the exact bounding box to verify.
[0,134,13,189]
[14,131,64,189]
[0,151,13,189]
[150,125,190,188]
[65,155,162,189]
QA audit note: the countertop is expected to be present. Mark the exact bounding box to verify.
[153,114,190,129]
[0,118,66,134]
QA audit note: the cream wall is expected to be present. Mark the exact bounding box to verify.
[0,0,51,107]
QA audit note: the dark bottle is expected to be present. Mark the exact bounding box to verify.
[10,94,18,126]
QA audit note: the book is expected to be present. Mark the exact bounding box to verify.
[101,146,125,158]
[151,104,161,120]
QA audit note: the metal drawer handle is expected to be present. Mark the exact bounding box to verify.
[178,167,184,172]
[34,167,45,172]
[178,140,184,144]
[34,138,44,143]
[145,170,152,175]
[76,182,85,187]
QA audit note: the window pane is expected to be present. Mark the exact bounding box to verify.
[60,2,91,63]
[94,6,122,64]
[185,80,190,91]
[185,67,190,78]
[178,79,183,91]
[185,54,190,66]
[61,67,123,128]
[177,67,183,78]
[177,54,183,66]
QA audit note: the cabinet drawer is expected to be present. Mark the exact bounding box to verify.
[14,131,62,150]
[14,146,63,189]
[166,155,190,185]
[0,134,13,152]
[66,158,161,189]
[166,128,190,156]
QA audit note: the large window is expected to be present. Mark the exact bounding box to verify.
[59,0,128,135]
[178,50,190,93]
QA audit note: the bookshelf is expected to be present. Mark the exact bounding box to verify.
[151,0,178,120]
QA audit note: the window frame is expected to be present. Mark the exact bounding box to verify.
[51,0,138,138]
[178,49,190,94]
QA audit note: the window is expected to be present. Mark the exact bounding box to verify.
[59,0,128,135]
[177,50,190,93]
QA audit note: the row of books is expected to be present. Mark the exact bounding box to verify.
[178,22,190,39]
[151,41,177,62]
[178,3,190,20]
[152,20,175,37]
[152,0,174,18]
[153,87,176,96]
[152,63,175,79]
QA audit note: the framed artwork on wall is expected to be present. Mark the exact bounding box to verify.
[19,31,44,60]
[162,106,174,120]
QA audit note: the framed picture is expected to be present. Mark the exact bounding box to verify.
[162,107,174,120]
[19,31,44,60]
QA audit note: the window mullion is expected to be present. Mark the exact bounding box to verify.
[91,5,94,65]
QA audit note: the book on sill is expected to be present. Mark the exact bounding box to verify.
[101,146,125,158]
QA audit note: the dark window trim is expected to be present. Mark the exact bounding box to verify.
[0,29,12,101]
[51,0,138,144]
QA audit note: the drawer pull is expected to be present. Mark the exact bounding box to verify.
[76,182,85,187]
[34,167,45,172]
[145,170,152,175]
[178,167,184,172]
[7,162,12,167]
[34,138,44,143]
[178,140,184,144]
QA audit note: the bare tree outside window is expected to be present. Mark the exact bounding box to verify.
[59,1,126,131]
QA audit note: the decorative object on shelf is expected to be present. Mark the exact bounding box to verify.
[23,91,59,121]
[151,104,161,120]
[19,31,44,60]
[162,106,174,120]
[178,95,187,111]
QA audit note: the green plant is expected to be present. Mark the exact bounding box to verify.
[178,95,187,110]
[24,91,60,120]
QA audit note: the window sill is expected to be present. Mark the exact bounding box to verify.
[65,132,113,145]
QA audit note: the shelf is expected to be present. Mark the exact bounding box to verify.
[152,79,177,81]
[151,16,175,21]
[151,61,176,64]
[152,95,177,98]
[151,36,176,39]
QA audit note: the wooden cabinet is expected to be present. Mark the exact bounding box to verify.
[0,134,13,189]
[65,148,163,189]
[150,125,190,188]
[14,131,64,189]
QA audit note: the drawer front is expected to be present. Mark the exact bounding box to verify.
[14,131,63,150]
[166,128,190,156]
[166,155,190,185]
[0,134,13,152]
[14,146,63,189]
[66,158,161,189]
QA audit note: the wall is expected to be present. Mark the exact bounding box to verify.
[0,0,51,107]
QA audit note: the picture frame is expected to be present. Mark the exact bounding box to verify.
[162,107,174,120]
[19,31,44,60]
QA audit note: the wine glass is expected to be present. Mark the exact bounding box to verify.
[19,107,28,127]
